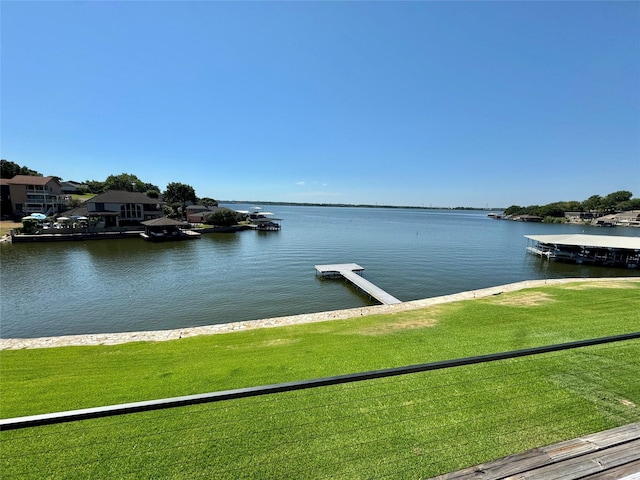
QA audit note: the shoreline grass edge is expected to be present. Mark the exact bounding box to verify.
[3,276,639,350]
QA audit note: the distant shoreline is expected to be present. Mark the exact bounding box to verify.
[221,201,504,211]
[2,277,638,350]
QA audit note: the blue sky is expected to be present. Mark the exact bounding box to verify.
[2,1,639,208]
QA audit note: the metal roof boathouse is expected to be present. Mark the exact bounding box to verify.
[140,217,201,242]
[525,234,640,269]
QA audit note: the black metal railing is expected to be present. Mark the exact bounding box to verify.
[2,331,638,431]
[2,332,639,479]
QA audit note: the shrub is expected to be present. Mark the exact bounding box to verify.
[204,208,241,226]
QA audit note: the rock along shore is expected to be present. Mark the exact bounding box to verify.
[2,277,638,350]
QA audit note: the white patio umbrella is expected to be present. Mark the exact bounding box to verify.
[31,213,47,220]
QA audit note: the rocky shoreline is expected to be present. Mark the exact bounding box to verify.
[2,277,638,350]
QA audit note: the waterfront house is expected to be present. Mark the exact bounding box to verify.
[3,175,68,218]
[564,211,598,223]
[592,210,640,227]
[186,204,220,223]
[616,210,640,227]
[84,190,163,229]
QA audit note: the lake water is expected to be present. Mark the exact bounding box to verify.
[2,205,639,338]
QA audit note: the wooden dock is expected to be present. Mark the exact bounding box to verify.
[430,422,640,480]
[314,263,402,305]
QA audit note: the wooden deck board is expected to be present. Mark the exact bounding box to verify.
[582,459,640,479]
[508,440,640,479]
[430,423,640,480]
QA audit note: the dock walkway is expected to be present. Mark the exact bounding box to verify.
[315,263,402,305]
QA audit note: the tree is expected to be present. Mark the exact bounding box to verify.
[164,182,197,220]
[500,191,637,220]
[67,197,83,208]
[204,208,240,226]
[601,190,633,212]
[560,201,582,212]
[85,176,159,195]
[504,205,523,216]
[165,203,183,219]
[581,195,603,212]
[104,173,146,192]
[84,180,106,194]
[141,181,161,193]
[200,197,219,208]
[537,203,565,218]
[605,190,633,204]
[162,204,177,218]
[1,159,42,178]
[618,198,640,211]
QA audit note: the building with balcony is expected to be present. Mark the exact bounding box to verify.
[3,175,68,218]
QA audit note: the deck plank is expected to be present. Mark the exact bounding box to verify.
[505,439,640,479]
[429,423,640,480]
[581,459,640,479]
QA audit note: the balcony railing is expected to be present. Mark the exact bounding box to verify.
[1,333,638,478]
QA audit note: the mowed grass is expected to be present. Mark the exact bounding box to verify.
[1,280,639,478]
[0,221,22,237]
[69,193,96,203]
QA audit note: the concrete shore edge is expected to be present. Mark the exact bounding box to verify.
[2,277,639,350]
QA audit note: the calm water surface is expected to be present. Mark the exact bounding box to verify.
[2,205,639,338]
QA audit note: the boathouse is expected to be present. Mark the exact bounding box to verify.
[140,217,201,241]
[525,234,640,268]
[248,210,282,230]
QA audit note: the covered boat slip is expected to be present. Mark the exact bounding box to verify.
[525,234,640,268]
[140,217,201,241]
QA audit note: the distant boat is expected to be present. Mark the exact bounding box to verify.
[512,215,543,222]
[487,213,504,220]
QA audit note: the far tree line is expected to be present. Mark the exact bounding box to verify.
[504,190,640,219]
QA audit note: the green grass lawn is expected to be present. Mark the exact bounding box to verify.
[70,193,96,202]
[1,280,639,478]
